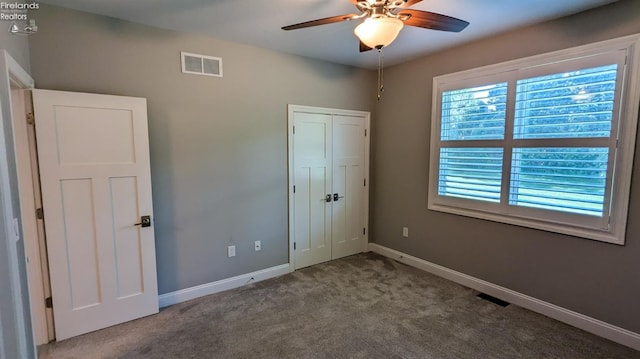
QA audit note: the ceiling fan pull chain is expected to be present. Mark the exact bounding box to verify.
[377,47,384,101]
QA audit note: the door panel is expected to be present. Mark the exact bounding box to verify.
[32,89,158,340]
[292,112,332,269]
[332,116,366,259]
[60,179,101,309]
[54,106,136,165]
[110,176,144,298]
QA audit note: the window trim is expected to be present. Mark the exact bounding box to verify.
[428,34,640,245]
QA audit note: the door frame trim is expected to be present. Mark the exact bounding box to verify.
[287,104,371,269]
[0,49,36,356]
[3,51,55,345]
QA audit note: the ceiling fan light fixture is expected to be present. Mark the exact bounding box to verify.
[354,17,404,48]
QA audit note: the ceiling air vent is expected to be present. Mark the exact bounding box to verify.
[181,51,223,77]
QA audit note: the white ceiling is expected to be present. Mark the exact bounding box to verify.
[37,0,619,69]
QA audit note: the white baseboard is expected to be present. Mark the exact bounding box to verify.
[158,263,291,308]
[368,243,640,351]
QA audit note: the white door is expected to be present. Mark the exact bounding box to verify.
[331,115,366,259]
[32,89,158,341]
[291,112,333,269]
[289,106,369,270]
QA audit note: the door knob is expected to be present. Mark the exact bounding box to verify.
[134,215,151,228]
[333,193,344,201]
[325,194,332,203]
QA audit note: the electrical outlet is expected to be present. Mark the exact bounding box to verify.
[227,245,236,257]
[255,241,261,251]
[402,227,409,238]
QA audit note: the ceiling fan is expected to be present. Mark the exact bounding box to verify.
[282,0,470,51]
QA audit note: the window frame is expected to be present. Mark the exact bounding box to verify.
[428,34,640,245]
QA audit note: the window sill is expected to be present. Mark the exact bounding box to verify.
[428,202,624,245]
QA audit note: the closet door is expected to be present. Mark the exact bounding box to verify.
[289,105,369,270]
[291,112,333,269]
[331,115,366,259]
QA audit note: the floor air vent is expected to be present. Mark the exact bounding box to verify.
[477,293,510,307]
[181,51,223,77]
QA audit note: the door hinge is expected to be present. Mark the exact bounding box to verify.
[293,125,295,134]
[35,207,44,220]
[364,178,366,187]
[293,242,296,250]
[45,297,53,308]
[364,129,367,136]
[26,112,35,125]
[363,228,366,235]
[293,185,296,193]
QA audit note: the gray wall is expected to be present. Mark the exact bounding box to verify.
[0,27,30,73]
[28,5,375,295]
[0,14,35,359]
[371,0,640,334]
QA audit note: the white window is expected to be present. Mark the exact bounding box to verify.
[428,35,640,245]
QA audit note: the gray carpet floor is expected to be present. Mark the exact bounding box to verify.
[39,252,640,359]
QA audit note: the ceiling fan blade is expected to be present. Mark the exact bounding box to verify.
[398,9,469,32]
[398,0,423,8]
[359,41,373,52]
[282,14,360,30]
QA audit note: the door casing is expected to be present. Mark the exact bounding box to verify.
[0,49,37,356]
